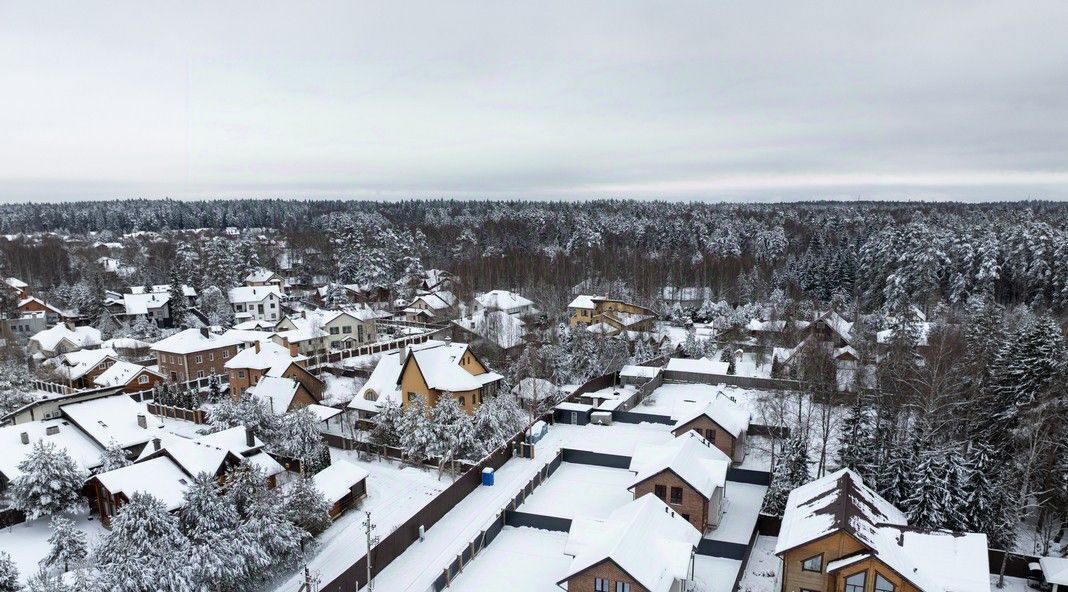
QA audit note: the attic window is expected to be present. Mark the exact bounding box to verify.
[801,553,823,572]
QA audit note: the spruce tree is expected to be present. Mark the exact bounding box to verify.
[244,491,303,570]
[370,398,403,447]
[272,408,329,474]
[12,440,87,519]
[182,472,255,591]
[95,493,192,592]
[836,393,875,478]
[97,440,131,473]
[0,552,18,592]
[44,515,88,572]
[399,396,433,462]
[762,435,810,516]
[285,475,332,545]
[988,315,1067,421]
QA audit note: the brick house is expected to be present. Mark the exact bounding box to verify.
[224,339,323,404]
[46,348,120,389]
[151,328,244,382]
[671,394,751,463]
[558,494,701,592]
[775,469,990,592]
[627,431,730,533]
[397,339,503,415]
[92,360,166,394]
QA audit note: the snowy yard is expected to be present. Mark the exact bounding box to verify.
[712,482,768,544]
[537,421,675,457]
[517,462,634,520]
[320,373,364,406]
[0,507,107,584]
[736,536,780,592]
[269,447,448,592]
[447,526,572,592]
[637,382,768,422]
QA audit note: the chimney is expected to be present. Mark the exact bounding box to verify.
[245,426,256,448]
[64,320,75,331]
[152,437,161,451]
[136,413,148,429]
[200,327,210,338]
[444,336,452,345]
[20,432,29,445]
[254,341,261,354]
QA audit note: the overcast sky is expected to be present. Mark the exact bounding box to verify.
[2,1,1067,202]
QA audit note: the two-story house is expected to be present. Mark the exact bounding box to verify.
[568,295,657,335]
[627,431,730,533]
[152,328,244,382]
[273,308,379,355]
[228,286,283,323]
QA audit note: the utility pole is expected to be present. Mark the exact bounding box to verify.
[363,511,380,591]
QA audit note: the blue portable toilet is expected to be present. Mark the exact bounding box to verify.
[481,467,495,486]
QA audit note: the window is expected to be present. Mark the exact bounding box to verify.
[654,484,667,500]
[222,350,230,359]
[615,583,630,592]
[197,370,205,379]
[594,578,609,592]
[801,554,823,572]
[459,396,466,407]
[330,327,340,335]
[705,428,716,442]
[208,352,214,362]
[845,571,866,592]
[138,375,149,385]
[270,302,276,309]
[670,486,683,504]
[875,574,895,592]
[195,355,203,364]
[342,326,352,334]
[238,370,246,379]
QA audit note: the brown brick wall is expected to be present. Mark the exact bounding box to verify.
[566,559,649,592]
[158,345,237,382]
[673,416,736,460]
[632,470,708,533]
[121,370,165,394]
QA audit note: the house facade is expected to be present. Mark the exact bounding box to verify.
[152,328,244,382]
[397,340,503,414]
[228,286,283,323]
[628,432,729,533]
[671,395,751,463]
[568,295,657,334]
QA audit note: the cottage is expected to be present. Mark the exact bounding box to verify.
[474,289,535,316]
[2,311,48,346]
[244,268,287,293]
[775,469,990,592]
[450,310,527,361]
[224,340,323,403]
[16,296,69,325]
[274,308,379,355]
[310,460,369,520]
[59,395,164,453]
[228,286,283,323]
[28,322,102,358]
[396,339,503,414]
[152,328,244,382]
[568,295,657,334]
[627,431,730,532]
[404,291,457,322]
[558,494,702,592]
[92,360,166,394]
[671,394,751,463]
[0,420,104,494]
[4,277,29,299]
[45,348,120,389]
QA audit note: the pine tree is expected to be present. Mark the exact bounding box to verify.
[24,568,67,592]
[181,472,256,591]
[399,396,433,462]
[12,440,87,520]
[877,436,914,507]
[0,552,18,592]
[284,475,332,545]
[244,491,303,570]
[44,515,88,572]
[224,462,269,520]
[97,440,131,473]
[95,493,192,592]
[430,396,476,469]
[904,446,952,529]
[271,408,328,474]
[370,398,403,447]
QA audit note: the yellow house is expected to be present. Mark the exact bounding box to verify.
[397,340,503,414]
[775,469,990,592]
[568,295,657,334]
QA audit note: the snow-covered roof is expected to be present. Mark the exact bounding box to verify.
[405,340,499,392]
[511,377,560,402]
[136,433,237,477]
[586,322,616,335]
[232,319,278,330]
[306,404,343,422]
[29,323,101,352]
[247,376,300,415]
[665,357,730,376]
[555,401,595,412]
[129,284,196,297]
[0,420,104,481]
[18,296,67,316]
[877,322,932,347]
[4,277,28,289]
[312,460,369,504]
[775,469,989,592]
[619,365,662,380]
[49,348,119,381]
[409,291,456,311]
[247,450,285,477]
[603,310,655,327]
[61,395,163,449]
[567,294,598,309]
[120,292,170,316]
[152,328,245,355]
[475,290,533,312]
[350,350,404,410]
[454,310,526,349]
[629,432,729,499]
[1040,557,1068,586]
[559,494,701,592]
[194,426,263,456]
[223,340,305,375]
[817,310,853,342]
[100,337,151,351]
[228,285,282,304]
[244,268,280,283]
[94,456,191,511]
[672,394,751,438]
[93,360,163,388]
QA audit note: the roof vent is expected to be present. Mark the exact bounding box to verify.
[45,425,60,436]
[136,413,148,429]
[20,432,29,445]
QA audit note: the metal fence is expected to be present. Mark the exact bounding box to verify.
[31,380,73,395]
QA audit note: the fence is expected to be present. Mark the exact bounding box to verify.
[319,431,527,592]
[31,380,73,395]
[306,326,449,370]
[127,374,226,403]
[661,369,802,391]
[431,449,565,591]
[146,403,209,424]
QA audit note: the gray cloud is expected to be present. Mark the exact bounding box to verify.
[1,0,1067,202]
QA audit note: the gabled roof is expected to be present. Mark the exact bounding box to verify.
[244,268,281,283]
[672,393,751,438]
[60,395,163,449]
[247,376,300,414]
[559,494,701,592]
[152,328,245,355]
[93,456,191,511]
[401,340,502,392]
[619,365,662,380]
[0,420,104,481]
[194,426,264,456]
[227,285,282,304]
[29,323,101,352]
[410,291,456,311]
[567,294,599,309]
[350,350,405,411]
[665,357,729,376]
[775,469,990,592]
[129,284,196,297]
[4,277,28,289]
[224,341,306,375]
[49,348,119,381]
[628,432,729,500]
[475,289,533,311]
[453,310,526,349]
[93,361,164,388]
[136,433,240,478]
[311,459,369,504]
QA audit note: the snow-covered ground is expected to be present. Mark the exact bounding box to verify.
[320,373,364,406]
[658,322,716,348]
[693,556,743,592]
[537,421,676,457]
[447,526,572,592]
[736,535,780,592]
[270,447,448,592]
[712,482,767,544]
[0,507,107,584]
[517,462,635,520]
[991,574,1032,592]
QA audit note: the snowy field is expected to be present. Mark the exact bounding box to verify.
[712,482,768,544]
[270,447,448,591]
[693,556,743,592]
[736,536,780,592]
[320,373,364,406]
[517,462,635,520]
[447,526,572,592]
[0,507,107,584]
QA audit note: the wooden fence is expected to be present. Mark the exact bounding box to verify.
[306,326,449,370]
[146,403,209,424]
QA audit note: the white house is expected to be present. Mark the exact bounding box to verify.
[228,286,283,323]
[474,290,535,316]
